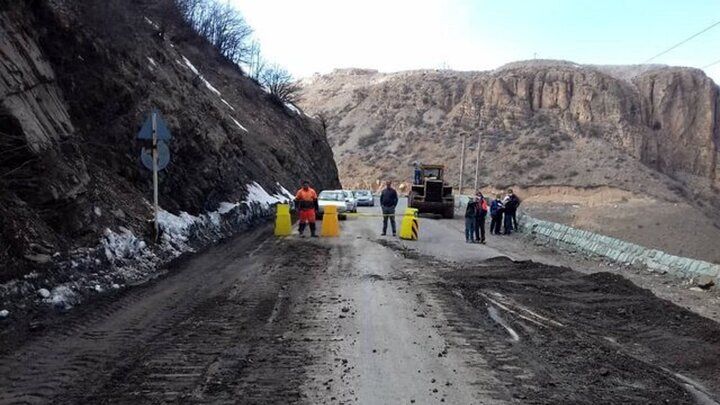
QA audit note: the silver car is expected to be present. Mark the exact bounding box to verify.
[317,190,348,215]
[343,190,358,213]
[353,190,374,206]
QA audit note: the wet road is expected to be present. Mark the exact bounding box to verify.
[1,200,719,404]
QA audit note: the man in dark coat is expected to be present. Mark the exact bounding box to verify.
[380,181,399,236]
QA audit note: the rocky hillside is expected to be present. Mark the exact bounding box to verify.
[0,0,339,282]
[298,61,720,263]
[298,62,719,206]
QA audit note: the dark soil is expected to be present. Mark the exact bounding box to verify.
[0,232,329,404]
[439,257,720,404]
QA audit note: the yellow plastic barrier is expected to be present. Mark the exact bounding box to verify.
[399,208,419,240]
[321,205,340,237]
[274,203,292,236]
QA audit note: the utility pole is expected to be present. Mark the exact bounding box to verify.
[458,133,466,196]
[473,131,481,191]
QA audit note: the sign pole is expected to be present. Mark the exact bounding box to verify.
[152,112,159,242]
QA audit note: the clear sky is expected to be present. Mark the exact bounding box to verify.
[234,0,720,83]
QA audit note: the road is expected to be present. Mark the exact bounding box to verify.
[1,199,719,404]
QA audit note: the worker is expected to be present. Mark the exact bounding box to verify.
[413,162,422,185]
[464,196,478,243]
[295,180,318,237]
[474,191,488,244]
[380,180,398,236]
[505,189,521,231]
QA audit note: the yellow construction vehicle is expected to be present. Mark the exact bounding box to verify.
[408,164,454,218]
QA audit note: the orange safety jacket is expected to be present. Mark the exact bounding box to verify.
[295,188,318,210]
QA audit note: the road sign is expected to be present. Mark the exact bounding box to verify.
[141,140,170,171]
[137,110,172,141]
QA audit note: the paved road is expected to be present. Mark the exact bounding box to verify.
[1,200,719,404]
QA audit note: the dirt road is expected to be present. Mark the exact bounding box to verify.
[1,201,719,404]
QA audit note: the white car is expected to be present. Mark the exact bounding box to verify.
[343,190,358,212]
[317,190,348,215]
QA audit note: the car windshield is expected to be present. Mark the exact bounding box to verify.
[356,190,371,197]
[319,191,344,201]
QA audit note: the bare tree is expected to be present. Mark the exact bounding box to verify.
[246,40,266,81]
[261,64,300,104]
[175,0,253,64]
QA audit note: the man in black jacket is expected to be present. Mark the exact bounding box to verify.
[380,181,399,236]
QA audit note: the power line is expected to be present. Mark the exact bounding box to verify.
[644,20,720,63]
[702,57,720,69]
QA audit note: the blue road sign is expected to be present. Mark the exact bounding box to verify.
[141,140,170,171]
[137,111,172,141]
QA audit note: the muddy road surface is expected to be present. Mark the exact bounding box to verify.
[1,202,719,404]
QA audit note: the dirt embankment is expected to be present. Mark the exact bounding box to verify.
[0,1,339,281]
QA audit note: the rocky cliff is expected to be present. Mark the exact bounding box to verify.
[298,62,719,206]
[0,0,339,282]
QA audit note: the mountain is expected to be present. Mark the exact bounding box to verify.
[297,61,720,263]
[0,0,339,282]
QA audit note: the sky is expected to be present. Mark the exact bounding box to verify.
[233,0,720,82]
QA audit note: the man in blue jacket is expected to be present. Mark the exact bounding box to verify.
[380,181,399,236]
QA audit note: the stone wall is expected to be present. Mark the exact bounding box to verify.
[519,214,720,281]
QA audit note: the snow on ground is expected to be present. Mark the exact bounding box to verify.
[284,102,302,115]
[245,182,294,207]
[181,55,222,96]
[1,182,294,315]
[0,309,8,318]
[221,98,236,111]
[147,57,157,68]
[230,116,249,132]
[277,183,296,200]
[143,16,159,30]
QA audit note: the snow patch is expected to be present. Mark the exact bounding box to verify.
[181,55,222,96]
[38,288,50,299]
[0,309,8,319]
[144,16,159,30]
[230,116,249,132]
[157,210,199,244]
[94,206,102,217]
[49,285,77,310]
[245,182,293,207]
[221,98,236,111]
[103,227,147,261]
[218,202,240,214]
[277,183,295,200]
[285,102,302,115]
[147,57,158,68]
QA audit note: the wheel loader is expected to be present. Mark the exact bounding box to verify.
[408,164,455,218]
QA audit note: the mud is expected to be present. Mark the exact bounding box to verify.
[1,220,719,404]
[439,257,720,404]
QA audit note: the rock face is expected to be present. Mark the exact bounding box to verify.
[298,61,719,201]
[0,1,339,280]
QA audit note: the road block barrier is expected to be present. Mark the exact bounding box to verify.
[274,203,292,236]
[399,208,419,240]
[321,205,340,237]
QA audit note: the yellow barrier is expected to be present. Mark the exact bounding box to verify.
[321,205,340,237]
[399,208,419,240]
[274,203,292,236]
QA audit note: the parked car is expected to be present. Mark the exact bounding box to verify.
[343,190,358,213]
[317,190,348,215]
[353,190,374,206]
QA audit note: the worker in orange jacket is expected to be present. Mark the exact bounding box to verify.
[295,180,318,237]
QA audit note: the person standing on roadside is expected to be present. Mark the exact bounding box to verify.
[380,181,399,236]
[295,180,318,237]
[502,189,520,234]
[505,189,521,231]
[464,196,478,243]
[474,191,488,244]
[490,194,504,235]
